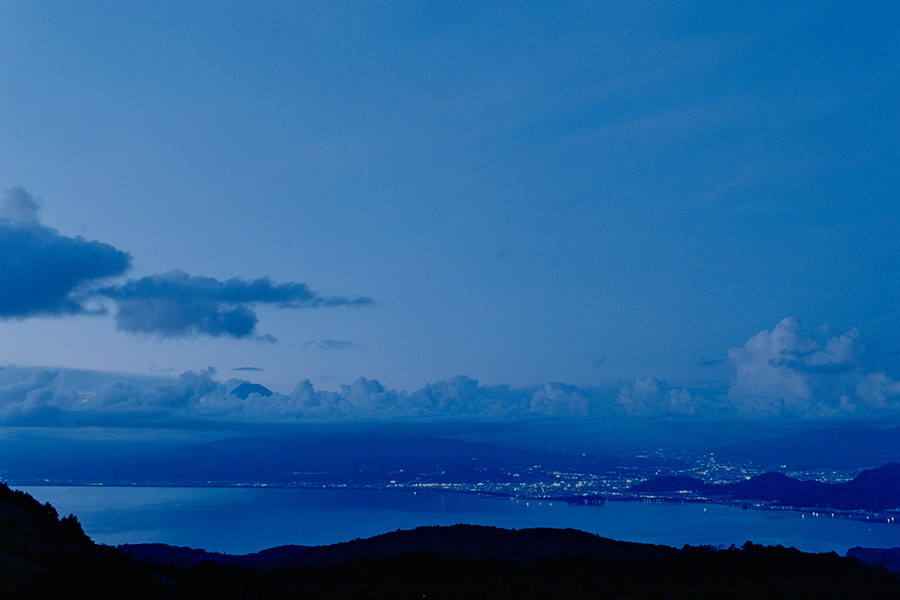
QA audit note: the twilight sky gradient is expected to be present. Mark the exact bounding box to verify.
[1,1,897,425]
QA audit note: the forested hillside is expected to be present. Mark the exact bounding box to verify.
[2,484,898,599]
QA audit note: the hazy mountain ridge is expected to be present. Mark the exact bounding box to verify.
[714,427,900,469]
[633,463,900,511]
[5,425,898,490]
[6,431,646,487]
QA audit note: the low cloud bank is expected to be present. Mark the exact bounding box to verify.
[0,187,371,338]
[0,367,622,427]
[0,318,897,428]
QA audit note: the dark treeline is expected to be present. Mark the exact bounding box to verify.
[0,483,176,599]
[120,525,682,569]
[2,483,899,599]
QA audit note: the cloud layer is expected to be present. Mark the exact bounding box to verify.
[0,186,371,338]
[1,318,897,428]
[0,368,622,427]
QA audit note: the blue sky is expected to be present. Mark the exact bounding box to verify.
[0,1,897,426]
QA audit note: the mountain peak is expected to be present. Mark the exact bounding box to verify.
[230,382,273,400]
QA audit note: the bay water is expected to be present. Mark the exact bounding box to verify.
[19,485,900,556]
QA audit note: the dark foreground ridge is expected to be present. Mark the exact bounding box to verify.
[2,484,899,599]
[119,525,681,569]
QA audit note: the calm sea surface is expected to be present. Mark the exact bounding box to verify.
[19,486,900,556]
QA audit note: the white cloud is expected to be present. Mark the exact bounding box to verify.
[616,377,705,416]
[727,317,900,418]
[1,186,40,225]
[854,372,900,410]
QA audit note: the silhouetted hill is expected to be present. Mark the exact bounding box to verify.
[716,472,833,505]
[634,463,900,511]
[716,463,900,510]
[134,538,900,599]
[827,462,900,510]
[121,524,680,569]
[846,547,900,572]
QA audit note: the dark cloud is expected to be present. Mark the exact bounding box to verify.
[0,188,132,318]
[98,270,372,339]
[0,186,374,339]
[232,367,264,372]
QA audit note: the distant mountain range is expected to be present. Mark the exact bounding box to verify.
[714,426,900,469]
[5,431,646,487]
[3,484,900,598]
[5,423,900,490]
[632,463,900,511]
